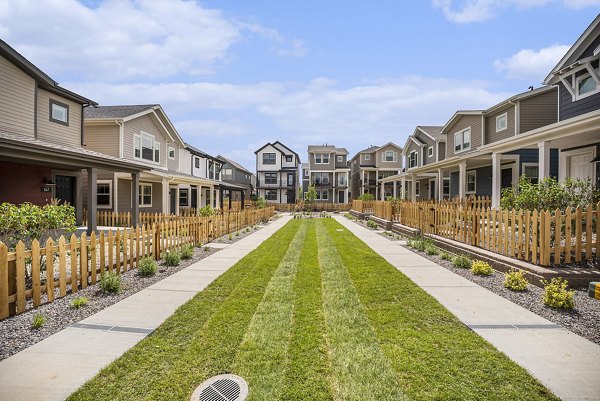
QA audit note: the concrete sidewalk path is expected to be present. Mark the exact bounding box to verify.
[335,216,600,401]
[0,215,292,401]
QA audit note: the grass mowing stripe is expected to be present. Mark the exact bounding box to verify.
[316,220,406,401]
[282,221,334,401]
[324,219,558,401]
[231,221,308,401]
[68,220,302,401]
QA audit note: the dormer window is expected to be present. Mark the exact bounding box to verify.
[496,113,507,132]
[49,100,69,126]
[454,128,471,153]
[134,132,160,163]
[383,150,397,162]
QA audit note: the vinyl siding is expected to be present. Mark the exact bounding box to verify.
[519,89,558,132]
[445,115,482,158]
[375,144,402,169]
[415,132,436,166]
[0,54,35,136]
[309,152,335,170]
[118,179,163,214]
[123,114,168,169]
[558,80,600,122]
[485,105,515,144]
[84,124,120,157]
[438,142,446,160]
[448,166,492,198]
[37,89,82,147]
[405,141,422,169]
[360,153,376,166]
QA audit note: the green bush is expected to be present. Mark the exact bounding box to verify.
[410,238,431,252]
[181,244,194,260]
[471,260,493,276]
[0,200,76,250]
[199,205,214,216]
[503,269,529,291]
[440,251,451,260]
[228,234,233,240]
[367,220,378,229]
[138,257,158,276]
[425,245,439,255]
[99,271,122,293]
[70,297,88,308]
[203,246,210,252]
[542,278,575,309]
[235,231,240,237]
[452,255,472,269]
[501,176,600,211]
[163,250,181,266]
[31,312,45,329]
[256,197,267,209]
[358,193,375,201]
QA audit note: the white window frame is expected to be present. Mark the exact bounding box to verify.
[96,180,112,209]
[338,173,346,186]
[409,150,418,169]
[382,150,397,162]
[139,183,153,207]
[443,178,450,197]
[194,157,200,168]
[179,188,189,207]
[427,146,433,157]
[134,131,160,164]
[49,100,69,125]
[575,72,599,100]
[496,113,507,132]
[364,154,370,161]
[522,162,540,183]
[454,127,471,154]
[415,181,420,196]
[466,170,476,194]
[285,155,293,162]
[168,146,176,160]
[265,189,277,201]
[315,153,329,164]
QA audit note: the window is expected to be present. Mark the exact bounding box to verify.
[364,154,371,161]
[315,153,330,164]
[49,100,69,126]
[523,163,539,184]
[215,163,221,180]
[168,146,175,159]
[316,190,328,200]
[97,181,112,208]
[466,171,476,193]
[415,181,420,196]
[265,173,277,184]
[222,168,232,178]
[286,155,293,162]
[443,178,450,197]
[194,157,200,168]
[338,174,347,186]
[303,169,309,178]
[337,155,343,162]
[576,74,598,99]
[263,153,276,165]
[288,173,294,186]
[496,113,507,132]
[454,128,471,153]
[134,132,160,163]
[265,190,277,200]
[313,173,329,185]
[383,150,397,162]
[179,189,189,206]
[139,183,152,207]
[408,151,418,168]
[428,146,433,157]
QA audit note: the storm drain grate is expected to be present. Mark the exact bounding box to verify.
[71,322,154,335]
[467,323,564,330]
[191,374,248,401]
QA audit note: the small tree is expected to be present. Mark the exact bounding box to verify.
[305,184,317,212]
[358,193,375,201]
[256,197,266,209]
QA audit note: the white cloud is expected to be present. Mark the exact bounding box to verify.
[494,44,570,80]
[433,0,597,23]
[0,0,305,82]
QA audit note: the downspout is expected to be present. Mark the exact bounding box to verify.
[116,120,124,158]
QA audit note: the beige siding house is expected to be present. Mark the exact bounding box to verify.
[303,145,350,203]
[349,142,403,200]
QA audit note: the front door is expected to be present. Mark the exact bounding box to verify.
[501,168,513,189]
[169,188,176,214]
[429,179,436,200]
[287,189,295,204]
[570,151,595,181]
[338,190,344,203]
[191,187,198,209]
[55,175,75,206]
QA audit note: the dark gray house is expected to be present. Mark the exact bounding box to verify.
[218,155,254,201]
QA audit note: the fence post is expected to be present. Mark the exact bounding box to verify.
[0,243,9,319]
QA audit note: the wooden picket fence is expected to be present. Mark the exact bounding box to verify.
[270,202,351,212]
[0,207,275,320]
[351,200,375,214]
[369,200,599,267]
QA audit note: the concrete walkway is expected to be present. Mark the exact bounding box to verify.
[0,215,292,401]
[335,216,600,401]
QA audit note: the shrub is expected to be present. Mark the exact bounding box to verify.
[411,238,431,252]
[452,255,472,269]
[70,297,88,308]
[235,231,240,237]
[31,313,45,329]
[471,260,493,276]
[228,234,233,241]
[163,250,181,266]
[181,244,194,260]
[425,245,439,255]
[99,272,122,293]
[138,257,158,276]
[542,278,575,309]
[203,246,210,252]
[199,205,214,216]
[256,197,266,209]
[440,251,451,260]
[367,220,378,229]
[358,193,375,201]
[503,269,529,291]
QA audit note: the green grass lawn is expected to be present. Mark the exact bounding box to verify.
[68,219,557,401]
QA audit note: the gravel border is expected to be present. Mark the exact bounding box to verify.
[0,221,273,361]
[378,233,600,345]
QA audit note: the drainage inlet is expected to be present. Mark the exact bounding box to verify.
[191,374,249,401]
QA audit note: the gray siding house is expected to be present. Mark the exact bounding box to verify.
[350,143,403,200]
[255,141,300,204]
[303,145,350,203]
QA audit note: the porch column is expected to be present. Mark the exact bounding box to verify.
[393,181,397,198]
[401,177,406,200]
[410,175,417,202]
[538,141,550,181]
[174,187,180,215]
[437,168,444,202]
[491,153,502,208]
[86,167,97,234]
[197,185,202,209]
[228,190,232,209]
[209,186,215,208]
[361,170,365,195]
[241,191,245,208]
[459,161,467,200]
[161,178,169,214]
[131,172,139,226]
[219,188,223,209]
[380,182,385,200]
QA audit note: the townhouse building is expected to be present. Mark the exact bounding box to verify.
[255,141,300,204]
[349,143,403,200]
[0,39,145,232]
[218,155,254,203]
[303,145,350,203]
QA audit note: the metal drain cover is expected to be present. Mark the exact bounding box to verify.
[191,374,248,401]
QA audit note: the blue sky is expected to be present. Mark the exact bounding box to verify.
[1,1,598,170]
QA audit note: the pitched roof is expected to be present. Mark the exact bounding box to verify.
[186,143,225,162]
[417,126,443,140]
[217,155,252,174]
[307,145,336,152]
[85,105,158,119]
